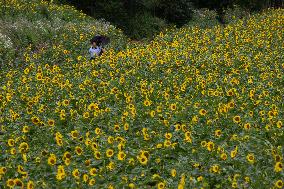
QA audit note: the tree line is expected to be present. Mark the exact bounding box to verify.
[57,0,284,39]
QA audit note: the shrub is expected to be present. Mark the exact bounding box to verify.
[187,9,219,28]
[224,5,251,24]
[127,12,167,40]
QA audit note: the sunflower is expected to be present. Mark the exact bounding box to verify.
[274,154,282,162]
[83,112,90,119]
[207,141,215,151]
[123,123,129,131]
[6,179,15,188]
[246,153,255,164]
[117,151,126,161]
[31,116,40,125]
[83,174,89,183]
[27,181,35,189]
[212,165,220,173]
[228,101,235,109]
[244,123,251,130]
[56,165,66,181]
[156,143,163,148]
[143,99,152,106]
[14,178,24,188]
[7,139,15,147]
[60,113,66,120]
[94,151,101,160]
[71,130,79,139]
[192,115,198,122]
[64,158,71,166]
[275,180,283,189]
[220,153,227,160]
[157,182,165,189]
[107,161,115,171]
[199,109,207,116]
[233,115,241,123]
[110,87,118,94]
[249,111,254,117]
[63,152,71,160]
[274,162,283,172]
[108,184,115,189]
[19,142,29,153]
[89,178,96,186]
[24,67,30,74]
[88,103,98,111]
[232,182,238,188]
[89,168,97,176]
[184,131,192,143]
[175,123,181,131]
[0,167,7,175]
[214,130,222,137]
[75,146,83,155]
[277,121,283,128]
[63,49,68,54]
[142,151,150,158]
[91,142,98,150]
[244,176,250,183]
[48,154,56,166]
[36,73,43,80]
[114,124,120,132]
[95,127,101,135]
[171,169,177,177]
[226,89,234,96]
[150,110,156,117]
[106,149,114,158]
[156,105,162,112]
[164,140,171,148]
[22,126,29,133]
[72,169,80,179]
[119,77,125,84]
[170,103,177,111]
[47,119,55,126]
[138,155,148,165]
[107,136,114,144]
[84,159,90,167]
[164,132,172,139]
[201,141,207,147]
[129,183,135,189]
[10,148,16,155]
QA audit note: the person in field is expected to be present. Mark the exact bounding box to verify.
[89,35,110,60]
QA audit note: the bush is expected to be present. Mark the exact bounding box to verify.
[187,9,219,28]
[224,5,251,24]
[127,12,167,40]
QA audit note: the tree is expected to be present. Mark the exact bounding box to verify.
[155,0,194,26]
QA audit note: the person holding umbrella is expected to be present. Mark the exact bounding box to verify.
[89,35,110,60]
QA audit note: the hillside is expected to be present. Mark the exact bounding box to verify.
[0,1,284,188]
[0,0,127,69]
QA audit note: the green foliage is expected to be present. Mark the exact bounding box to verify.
[0,0,128,69]
[156,0,194,26]
[58,0,195,39]
[187,9,219,29]
[235,0,276,11]
[0,4,284,188]
[127,12,167,39]
[224,5,251,23]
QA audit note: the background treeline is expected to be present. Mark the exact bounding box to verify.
[29,0,284,39]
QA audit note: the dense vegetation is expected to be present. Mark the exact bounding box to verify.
[0,0,127,68]
[1,0,284,188]
[58,0,284,39]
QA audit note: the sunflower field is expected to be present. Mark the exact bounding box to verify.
[0,0,284,188]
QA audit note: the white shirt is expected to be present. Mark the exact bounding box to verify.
[89,46,102,58]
